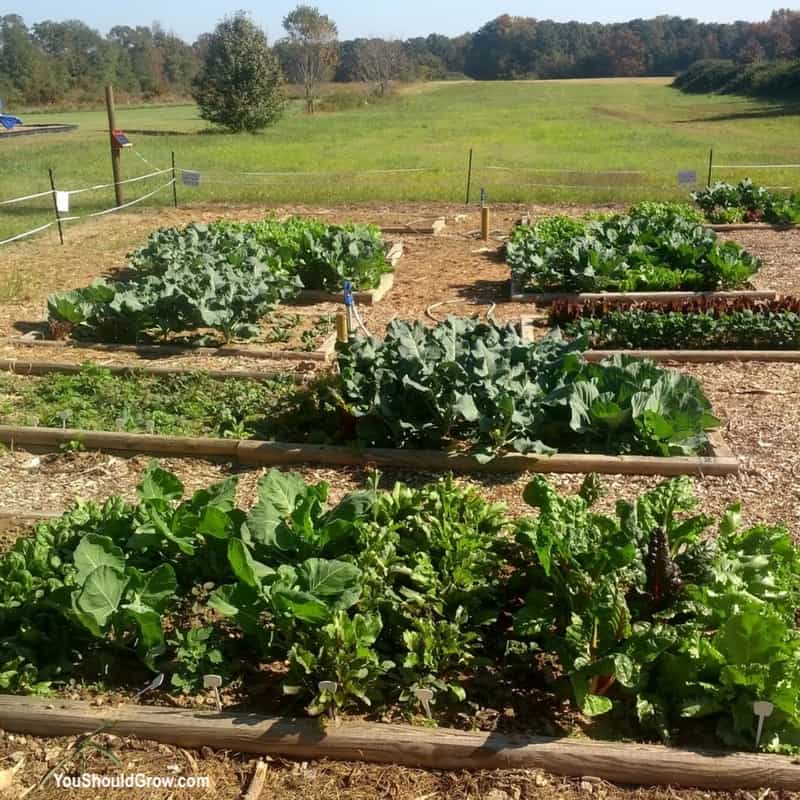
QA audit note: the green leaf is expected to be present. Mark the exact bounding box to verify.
[228,539,274,588]
[138,463,184,503]
[75,565,128,629]
[73,534,125,584]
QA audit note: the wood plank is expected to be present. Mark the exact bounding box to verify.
[510,283,779,305]
[0,425,737,477]
[0,696,797,791]
[0,511,61,532]
[380,218,445,236]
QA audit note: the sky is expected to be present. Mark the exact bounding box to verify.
[11,0,781,43]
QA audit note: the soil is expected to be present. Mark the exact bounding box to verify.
[0,202,799,798]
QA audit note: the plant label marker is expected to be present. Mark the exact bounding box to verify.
[58,410,70,430]
[115,417,125,431]
[413,688,434,719]
[753,700,774,747]
[145,419,155,435]
[134,672,164,700]
[318,681,338,723]
[203,674,223,712]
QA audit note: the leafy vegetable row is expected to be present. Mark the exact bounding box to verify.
[552,298,800,350]
[692,179,800,225]
[130,217,392,292]
[506,202,760,293]
[332,317,720,460]
[3,464,799,753]
[46,217,391,345]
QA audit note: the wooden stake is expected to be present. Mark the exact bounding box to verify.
[465,148,473,205]
[707,147,714,187]
[336,312,349,343]
[241,759,268,800]
[481,206,490,241]
[1,696,799,791]
[105,85,123,206]
[47,169,64,245]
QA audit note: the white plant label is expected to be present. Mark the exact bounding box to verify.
[318,681,338,694]
[134,672,164,699]
[753,700,774,746]
[413,688,434,719]
[203,674,223,712]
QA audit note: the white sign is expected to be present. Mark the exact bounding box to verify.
[677,170,697,186]
[55,191,70,213]
[181,170,201,187]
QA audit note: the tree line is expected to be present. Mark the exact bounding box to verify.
[2,8,800,108]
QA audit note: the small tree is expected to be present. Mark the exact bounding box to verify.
[354,38,407,96]
[281,5,338,113]
[192,13,283,133]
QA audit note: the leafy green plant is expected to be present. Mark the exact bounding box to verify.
[332,317,720,460]
[511,476,800,751]
[507,203,760,293]
[692,179,800,225]
[0,364,298,440]
[168,626,227,693]
[554,296,800,350]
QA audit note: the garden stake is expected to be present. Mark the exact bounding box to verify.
[413,688,434,719]
[203,674,223,712]
[753,700,774,748]
[318,681,338,723]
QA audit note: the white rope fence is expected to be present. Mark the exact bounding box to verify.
[0,221,55,247]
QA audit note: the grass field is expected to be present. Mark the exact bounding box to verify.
[2,78,800,241]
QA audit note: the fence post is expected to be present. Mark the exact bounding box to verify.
[465,148,473,205]
[105,85,123,206]
[48,169,64,246]
[171,151,178,208]
[707,148,714,187]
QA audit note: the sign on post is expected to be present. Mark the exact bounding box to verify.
[55,191,70,213]
[181,170,201,188]
[678,170,697,186]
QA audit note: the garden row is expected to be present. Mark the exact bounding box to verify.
[45,217,401,351]
[2,462,799,756]
[0,318,734,476]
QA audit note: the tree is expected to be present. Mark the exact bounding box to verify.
[280,5,338,113]
[192,13,283,133]
[354,38,406,96]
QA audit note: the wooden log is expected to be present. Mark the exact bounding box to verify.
[0,358,307,383]
[509,283,780,305]
[710,223,797,232]
[380,219,445,236]
[0,696,797,791]
[6,337,334,363]
[0,426,239,459]
[236,440,737,477]
[0,425,737,477]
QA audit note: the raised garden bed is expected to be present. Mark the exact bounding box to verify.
[1,469,796,776]
[0,319,738,475]
[2,696,798,791]
[693,179,800,228]
[531,295,800,361]
[506,203,766,301]
[294,242,403,305]
[12,309,337,362]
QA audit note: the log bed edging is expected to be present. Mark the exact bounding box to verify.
[0,696,796,790]
[0,425,739,477]
[509,282,779,305]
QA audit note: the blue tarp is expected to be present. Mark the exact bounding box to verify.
[0,115,23,131]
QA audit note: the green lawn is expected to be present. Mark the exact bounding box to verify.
[2,78,800,240]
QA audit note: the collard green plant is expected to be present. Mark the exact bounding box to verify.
[333,317,720,460]
[506,203,760,293]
